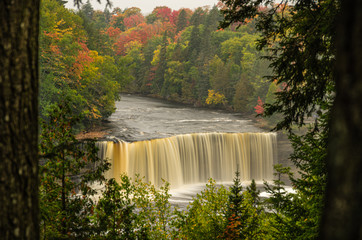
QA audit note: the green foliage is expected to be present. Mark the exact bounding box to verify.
[93,176,136,239]
[174,179,229,239]
[153,32,168,93]
[169,175,268,240]
[37,3,339,239]
[222,172,266,240]
[95,4,272,112]
[246,179,260,208]
[39,101,110,239]
[162,60,184,98]
[92,174,175,239]
[220,1,336,238]
[176,9,189,33]
[221,0,337,130]
[261,111,329,239]
[233,73,254,112]
[223,170,245,239]
[39,0,125,125]
[40,0,275,124]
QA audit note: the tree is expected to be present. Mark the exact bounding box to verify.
[254,97,264,115]
[153,32,168,93]
[221,0,337,130]
[95,177,136,239]
[320,1,362,239]
[162,61,184,98]
[205,90,228,107]
[189,7,206,26]
[94,175,174,239]
[220,1,337,238]
[176,9,188,33]
[208,55,229,97]
[246,179,260,208]
[123,14,145,29]
[80,0,94,20]
[223,170,246,239]
[0,1,110,238]
[0,1,40,239]
[56,0,68,6]
[39,101,110,238]
[175,179,229,239]
[233,73,254,112]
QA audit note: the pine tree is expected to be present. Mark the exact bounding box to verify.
[55,0,68,6]
[176,9,188,33]
[233,73,255,112]
[224,170,246,239]
[189,7,205,26]
[39,101,110,238]
[246,179,260,208]
[186,25,202,64]
[153,32,168,94]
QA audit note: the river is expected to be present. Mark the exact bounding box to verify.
[104,94,263,142]
[99,94,292,207]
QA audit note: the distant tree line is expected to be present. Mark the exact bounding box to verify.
[40,0,279,127]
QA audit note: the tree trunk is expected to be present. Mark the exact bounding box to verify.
[320,0,362,239]
[0,1,40,239]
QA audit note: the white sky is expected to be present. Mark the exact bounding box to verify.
[66,0,220,14]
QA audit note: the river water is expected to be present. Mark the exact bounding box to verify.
[98,94,289,208]
[104,94,263,142]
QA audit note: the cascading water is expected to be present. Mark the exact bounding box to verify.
[98,132,277,189]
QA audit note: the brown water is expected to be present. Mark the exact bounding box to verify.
[98,94,288,205]
[98,132,277,188]
[103,94,263,142]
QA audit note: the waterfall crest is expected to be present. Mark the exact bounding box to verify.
[98,132,277,188]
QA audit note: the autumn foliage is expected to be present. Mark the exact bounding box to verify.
[254,97,264,115]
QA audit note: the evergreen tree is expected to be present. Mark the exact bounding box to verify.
[39,101,110,238]
[153,32,168,93]
[190,7,206,26]
[176,9,188,33]
[220,1,336,238]
[80,0,94,20]
[103,7,111,24]
[186,25,202,63]
[78,1,97,51]
[204,5,222,31]
[55,0,68,6]
[198,6,221,62]
[223,172,265,239]
[196,66,211,101]
[233,73,254,112]
[224,170,246,239]
[246,179,260,208]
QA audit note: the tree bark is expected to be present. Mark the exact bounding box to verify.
[0,1,40,239]
[321,0,362,239]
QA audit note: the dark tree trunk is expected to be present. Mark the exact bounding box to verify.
[321,0,362,239]
[0,0,40,239]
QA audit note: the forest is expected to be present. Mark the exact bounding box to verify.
[1,0,361,239]
[35,0,329,239]
[39,0,276,125]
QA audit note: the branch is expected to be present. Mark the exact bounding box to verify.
[73,0,113,9]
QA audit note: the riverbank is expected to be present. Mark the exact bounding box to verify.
[75,121,111,140]
[79,94,294,187]
[77,93,275,140]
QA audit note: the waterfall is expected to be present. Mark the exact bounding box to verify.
[98,132,277,188]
